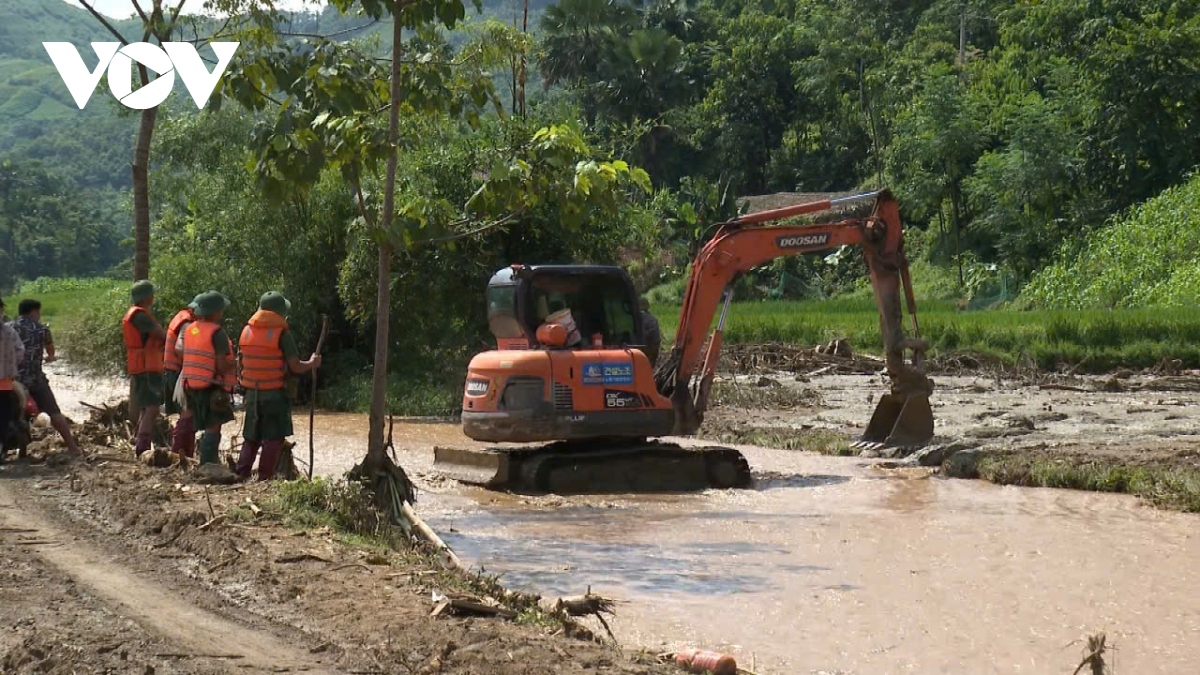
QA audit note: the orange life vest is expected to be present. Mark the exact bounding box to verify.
[0,378,12,392]
[238,310,289,391]
[122,306,164,375]
[181,320,236,391]
[163,309,195,372]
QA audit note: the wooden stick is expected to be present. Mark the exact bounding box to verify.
[203,486,215,520]
[308,314,329,480]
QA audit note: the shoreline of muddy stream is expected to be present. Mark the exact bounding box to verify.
[11,360,1200,673]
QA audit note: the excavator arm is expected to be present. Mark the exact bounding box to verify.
[655,190,934,448]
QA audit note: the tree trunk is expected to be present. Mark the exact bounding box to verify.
[950,185,964,287]
[365,5,405,465]
[131,65,157,281]
[518,0,528,117]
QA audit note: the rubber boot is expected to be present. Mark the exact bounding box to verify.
[236,439,261,479]
[134,433,152,457]
[198,431,221,465]
[172,416,195,458]
[257,439,283,481]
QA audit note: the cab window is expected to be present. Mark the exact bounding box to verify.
[529,274,638,345]
[486,284,523,339]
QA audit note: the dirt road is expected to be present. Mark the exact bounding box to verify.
[0,473,336,673]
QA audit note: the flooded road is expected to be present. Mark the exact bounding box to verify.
[47,363,1200,674]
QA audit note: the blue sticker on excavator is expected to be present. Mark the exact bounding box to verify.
[583,362,633,385]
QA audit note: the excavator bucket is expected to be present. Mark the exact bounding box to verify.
[861,392,934,448]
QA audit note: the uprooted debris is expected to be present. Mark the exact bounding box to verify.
[721,343,884,377]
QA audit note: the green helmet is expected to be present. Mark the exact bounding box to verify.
[258,291,291,316]
[192,290,230,316]
[130,280,155,303]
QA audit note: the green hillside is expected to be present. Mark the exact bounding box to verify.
[0,0,140,190]
[1022,172,1200,310]
[0,0,540,190]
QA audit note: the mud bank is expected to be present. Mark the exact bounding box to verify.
[702,370,1200,510]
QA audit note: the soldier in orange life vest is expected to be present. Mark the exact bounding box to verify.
[163,296,200,459]
[235,292,321,480]
[122,280,167,457]
[179,291,236,465]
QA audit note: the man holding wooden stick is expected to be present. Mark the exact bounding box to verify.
[235,292,321,481]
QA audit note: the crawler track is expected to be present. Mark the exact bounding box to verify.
[433,440,753,493]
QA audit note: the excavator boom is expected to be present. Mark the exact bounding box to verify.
[655,189,934,448]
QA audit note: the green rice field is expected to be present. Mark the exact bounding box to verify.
[652,298,1200,372]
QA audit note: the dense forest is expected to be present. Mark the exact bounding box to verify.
[4,0,1200,407]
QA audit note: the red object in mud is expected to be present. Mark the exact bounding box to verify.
[591,332,603,347]
[674,649,737,675]
[25,398,38,418]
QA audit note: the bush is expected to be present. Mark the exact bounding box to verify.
[267,478,400,549]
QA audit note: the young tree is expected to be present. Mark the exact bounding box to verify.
[77,0,281,280]
[225,0,650,517]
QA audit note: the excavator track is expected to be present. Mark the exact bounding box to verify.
[433,441,752,494]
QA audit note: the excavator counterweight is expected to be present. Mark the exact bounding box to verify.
[434,190,934,493]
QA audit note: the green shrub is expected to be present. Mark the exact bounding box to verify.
[267,477,400,549]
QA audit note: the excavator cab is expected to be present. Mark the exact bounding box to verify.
[485,265,646,351]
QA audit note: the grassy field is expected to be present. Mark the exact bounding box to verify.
[10,278,123,327]
[652,297,1200,372]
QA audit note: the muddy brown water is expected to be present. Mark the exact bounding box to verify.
[44,363,1200,673]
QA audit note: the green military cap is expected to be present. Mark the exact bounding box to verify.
[187,293,204,311]
[258,291,291,316]
[192,290,230,316]
[130,280,155,303]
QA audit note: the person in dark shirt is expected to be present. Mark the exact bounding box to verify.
[13,299,80,455]
[639,296,661,368]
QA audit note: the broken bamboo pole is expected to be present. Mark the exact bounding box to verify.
[400,502,466,573]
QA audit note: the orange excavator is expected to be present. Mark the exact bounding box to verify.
[434,190,934,492]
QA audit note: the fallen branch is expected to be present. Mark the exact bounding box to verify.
[203,486,216,520]
[197,515,226,532]
[430,597,517,619]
